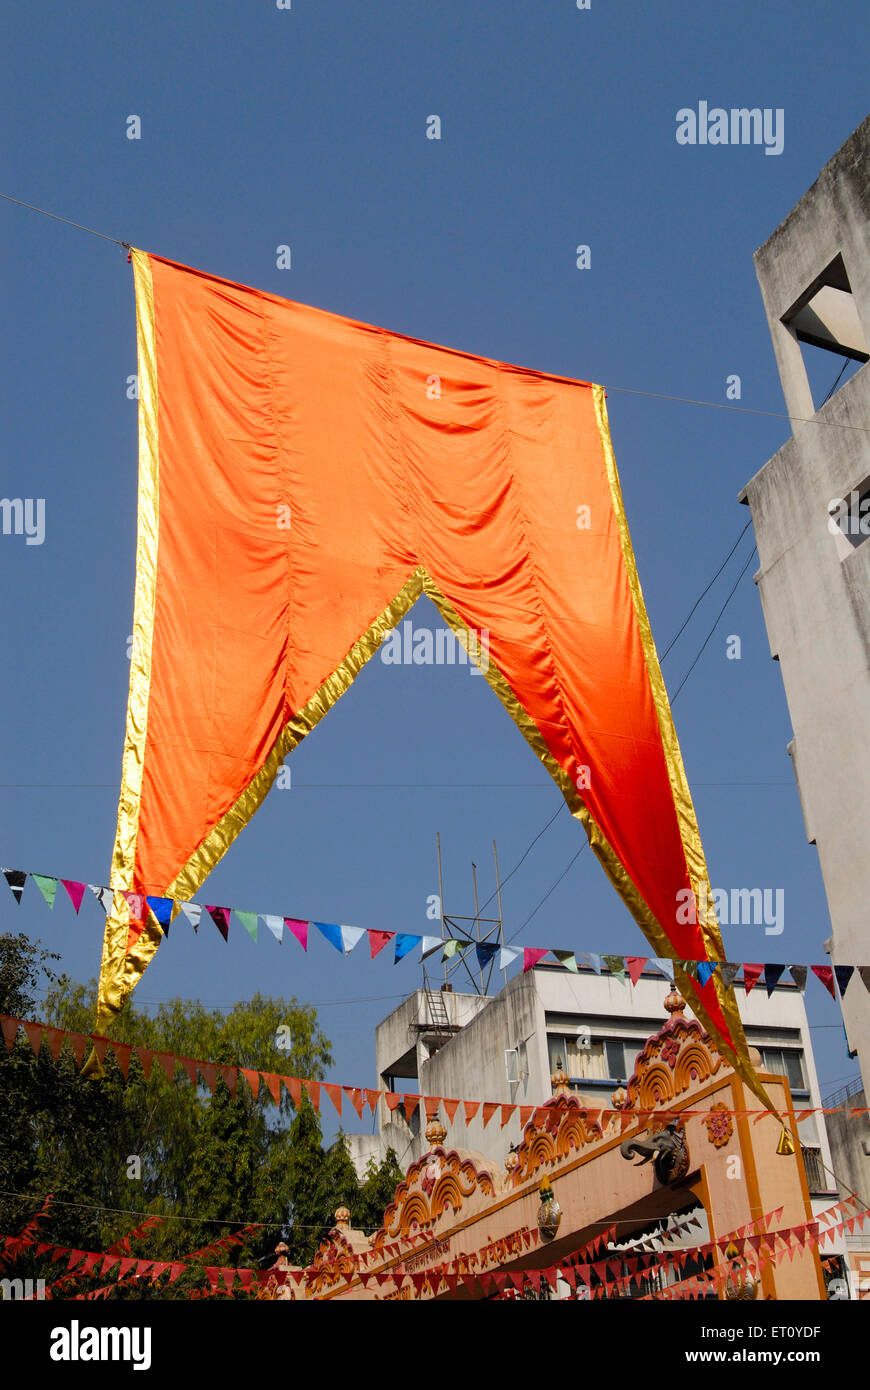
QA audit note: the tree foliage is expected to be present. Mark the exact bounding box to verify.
[0,931,405,1300]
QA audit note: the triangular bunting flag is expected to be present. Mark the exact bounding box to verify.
[206,905,230,940]
[719,962,740,989]
[652,957,674,981]
[419,935,442,959]
[859,966,870,994]
[743,963,763,994]
[834,965,855,997]
[463,1100,480,1122]
[110,1041,132,1079]
[323,1083,342,1116]
[303,1079,320,1110]
[61,880,86,914]
[261,1072,282,1106]
[261,914,284,943]
[22,1021,43,1056]
[498,946,519,970]
[240,1068,259,1100]
[155,1051,175,1081]
[697,960,718,988]
[369,930,394,958]
[602,954,626,982]
[315,921,343,953]
[32,874,58,909]
[136,1046,154,1080]
[442,938,469,959]
[235,910,258,942]
[180,902,202,930]
[2,868,26,903]
[765,963,786,996]
[1,1015,20,1051]
[475,942,499,970]
[788,964,808,992]
[146,895,174,928]
[89,884,114,914]
[394,933,419,962]
[553,949,579,973]
[443,1098,460,1124]
[284,917,308,949]
[344,1087,365,1119]
[482,1102,499,1127]
[500,1103,516,1127]
[625,956,648,986]
[403,1094,420,1120]
[339,924,366,954]
[523,948,549,972]
[811,965,835,998]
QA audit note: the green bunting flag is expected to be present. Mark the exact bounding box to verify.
[235,910,259,942]
[32,874,58,909]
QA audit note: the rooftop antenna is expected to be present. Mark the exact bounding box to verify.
[433,834,504,997]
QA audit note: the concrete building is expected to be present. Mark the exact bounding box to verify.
[328,964,860,1298]
[346,962,848,1274]
[738,115,870,1101]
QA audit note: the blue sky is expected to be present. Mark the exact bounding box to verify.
[1,2,867,1136]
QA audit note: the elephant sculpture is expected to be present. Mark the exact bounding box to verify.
[620,1122,690,1186]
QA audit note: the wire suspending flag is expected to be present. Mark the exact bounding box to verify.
[92,248,765,1104]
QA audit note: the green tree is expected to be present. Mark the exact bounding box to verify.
[0,931,335,1299]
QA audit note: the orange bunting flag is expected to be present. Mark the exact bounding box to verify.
[90,249,764,1105]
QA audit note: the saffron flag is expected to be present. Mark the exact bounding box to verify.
[91,248,764,1104]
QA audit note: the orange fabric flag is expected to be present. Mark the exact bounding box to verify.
[91,248,763,1102]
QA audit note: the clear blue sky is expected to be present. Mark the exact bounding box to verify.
[1,2,867,1136]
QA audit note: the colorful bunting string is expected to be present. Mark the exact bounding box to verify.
[3,862,866,998]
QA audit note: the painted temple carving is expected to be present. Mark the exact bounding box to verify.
[262,990,827,1300]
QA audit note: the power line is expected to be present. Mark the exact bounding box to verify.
[661,521,753,660]
[0,192,128,248]
[670,545,758,703]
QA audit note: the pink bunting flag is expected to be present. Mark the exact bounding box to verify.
[61,879,86,914]
[206,905,230,940]
[523,948,549,972]
[284,917,308,950]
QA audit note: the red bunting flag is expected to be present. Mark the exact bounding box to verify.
[323,1083,342,1117]
[811,965,835,998]
[368,930,394,958]
[743,963,763,995]
[625,956,648,985]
